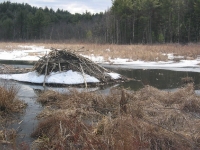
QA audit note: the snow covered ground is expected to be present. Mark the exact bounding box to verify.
[0,71,100,84]
[0,45,200,84]
[0,45,50,61]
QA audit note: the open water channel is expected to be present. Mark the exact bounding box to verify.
[1,64,200,147]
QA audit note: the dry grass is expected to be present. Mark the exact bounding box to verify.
[0,83,27,149]
[0,129,17,145]
[31,111,105,150]
[0,84,26,115]
[1,42,200,61]
[32,84,200,150]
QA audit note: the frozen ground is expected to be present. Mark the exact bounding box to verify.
[85,54,200,72]
[0,45,50,61]
[0,45,200,84]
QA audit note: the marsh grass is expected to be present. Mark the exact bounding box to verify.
[1,42,200,61]
[0,129,16,143]
[0,84,26,114]
[32,84,200,149]
[0,83,26,149]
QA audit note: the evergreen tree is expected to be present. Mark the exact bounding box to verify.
[0,0,200,43]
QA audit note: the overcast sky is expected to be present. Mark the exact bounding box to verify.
[1,0,112,14]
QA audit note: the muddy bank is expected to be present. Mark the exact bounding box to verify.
[0,60,36,65]
[0,64,32,74]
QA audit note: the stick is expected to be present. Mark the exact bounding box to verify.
[80,64,87,88]
[50,63,57,73]
[43,54,49,87]
[60,121,63,136]
[58,61,61,72]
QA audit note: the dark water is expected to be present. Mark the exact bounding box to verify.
[14,83,42,145]
[1,65,200,147]
[109,68,200,90]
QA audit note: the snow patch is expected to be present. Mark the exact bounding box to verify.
[0,70,100,85]
[0,45,51,61]
[107,72,121,79]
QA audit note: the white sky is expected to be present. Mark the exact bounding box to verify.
[1,0,112,14]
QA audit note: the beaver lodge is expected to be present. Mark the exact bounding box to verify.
[30,48,126,86]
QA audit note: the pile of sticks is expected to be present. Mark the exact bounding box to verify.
[32,48,118,83]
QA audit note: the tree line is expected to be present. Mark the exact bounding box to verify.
[0,1,105,42]
[0,0,200,44]
[111,0,200,44]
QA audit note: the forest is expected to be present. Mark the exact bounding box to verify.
[0,0,200,44]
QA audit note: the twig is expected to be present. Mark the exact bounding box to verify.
[43,54,49,87]
[80,64,87,88]
[60,121,63,136]
[58,61,61,72]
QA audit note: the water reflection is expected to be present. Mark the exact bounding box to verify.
[108,68,200,90]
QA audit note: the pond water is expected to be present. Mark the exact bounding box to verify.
[4,64,200,91]
[110,67,200,90]
[1,64,200,147]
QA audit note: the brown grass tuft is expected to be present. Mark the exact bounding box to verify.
[37,90,65,105]
[0,129,17,144]
[0,84,26,114]
[31,111,105,150]
[0,83,27,149]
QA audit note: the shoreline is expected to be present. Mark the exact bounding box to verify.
[0,59,36,65]
[1,59,200,73]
